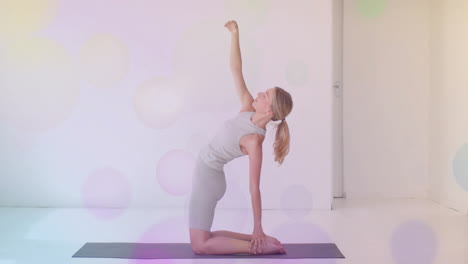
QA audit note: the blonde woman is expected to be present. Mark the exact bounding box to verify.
[188,20,293,255]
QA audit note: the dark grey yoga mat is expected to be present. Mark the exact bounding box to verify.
[72,242,345,259]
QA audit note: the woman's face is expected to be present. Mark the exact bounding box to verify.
[253,88,275,113]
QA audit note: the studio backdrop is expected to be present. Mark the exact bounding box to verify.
[0,0,333,212]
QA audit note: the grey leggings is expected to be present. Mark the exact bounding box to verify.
[188,157,226,231]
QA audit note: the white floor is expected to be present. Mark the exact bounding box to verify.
[0,198,467,264]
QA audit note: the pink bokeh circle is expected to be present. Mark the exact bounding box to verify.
[156,149,196,196]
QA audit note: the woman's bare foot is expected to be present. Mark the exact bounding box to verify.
[252,236,286,255]
[265,235,282,246]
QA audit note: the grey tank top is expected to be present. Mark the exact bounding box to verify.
[199,111,266,171]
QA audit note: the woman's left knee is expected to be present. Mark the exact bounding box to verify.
[189,228,212,254]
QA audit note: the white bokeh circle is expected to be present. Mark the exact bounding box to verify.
[133,77,186,129]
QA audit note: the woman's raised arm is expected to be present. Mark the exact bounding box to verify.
[224,20,254,111]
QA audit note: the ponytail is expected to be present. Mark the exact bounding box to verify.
[273,119,290,165]
[271,87,293,166]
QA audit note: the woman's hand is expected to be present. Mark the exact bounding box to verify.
[224,20,238,34]
[250,227,266,254]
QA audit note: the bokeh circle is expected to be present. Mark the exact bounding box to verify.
[79,33,129,89]
[390,219,438,264]
[0,0,58,38]
[156,149,196,196]
[357,0,387,18]
[0,37,80,132]
[82,167,132,220]
[133,77,185,129]
[270,221,338,264]
[453,142,468,192]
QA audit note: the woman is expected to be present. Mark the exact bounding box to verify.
[188,20,293,255]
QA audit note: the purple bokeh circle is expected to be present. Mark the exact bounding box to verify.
[390,219,438,264]
[82,167,132,220]
[270,221,338,264]
[128,216,187,264]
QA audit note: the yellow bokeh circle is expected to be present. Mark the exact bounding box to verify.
[79,33,129,89]
[0,37,80,132]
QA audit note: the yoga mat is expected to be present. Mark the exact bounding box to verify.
[72,242,345,259]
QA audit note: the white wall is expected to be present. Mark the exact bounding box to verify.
[343,0,430,198]
[343,0,468,214]
[428,0,468,213]
[0,0,333,211]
